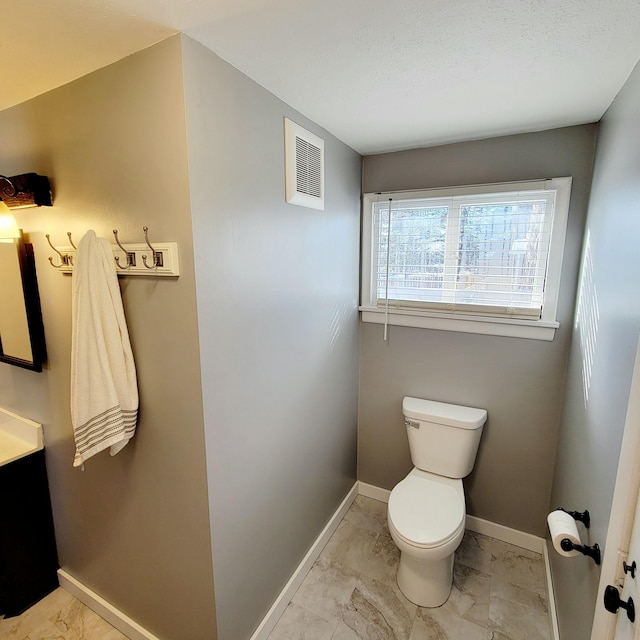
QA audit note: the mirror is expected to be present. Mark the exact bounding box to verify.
[0,235,46,371]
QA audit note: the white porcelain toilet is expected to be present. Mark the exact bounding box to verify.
[387,397,487,608]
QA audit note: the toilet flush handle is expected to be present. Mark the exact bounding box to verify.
[404,419,420,429]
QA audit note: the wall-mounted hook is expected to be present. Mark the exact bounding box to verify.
[141,226,163,269]
[46,234,72,268]
[113,229,135,270]
[66,233,76,265]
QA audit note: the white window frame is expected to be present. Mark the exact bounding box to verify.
[360,177,572,341]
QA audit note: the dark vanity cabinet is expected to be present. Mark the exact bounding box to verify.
[0,450,59,617]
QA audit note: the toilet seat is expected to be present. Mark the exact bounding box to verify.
[388,471,465,549]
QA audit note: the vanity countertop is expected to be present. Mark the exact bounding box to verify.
[0,407,43,467]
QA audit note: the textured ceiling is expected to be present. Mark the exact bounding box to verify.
[3,0,640,153]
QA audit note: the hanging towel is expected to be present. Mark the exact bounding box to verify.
[71,230,138,467]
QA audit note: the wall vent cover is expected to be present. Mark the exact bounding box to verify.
[284,118,324,210]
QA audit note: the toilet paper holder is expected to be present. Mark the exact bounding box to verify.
[556,507,600,564]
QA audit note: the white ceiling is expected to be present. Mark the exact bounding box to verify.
[4,0,640,154]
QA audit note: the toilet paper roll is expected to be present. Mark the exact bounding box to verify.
[547,510,581,557]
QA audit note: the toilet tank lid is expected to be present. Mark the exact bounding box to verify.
[403,397,487,429]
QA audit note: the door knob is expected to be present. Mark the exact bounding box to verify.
[604,585,636,622]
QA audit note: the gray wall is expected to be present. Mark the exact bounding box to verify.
[360,125,597,536]
[0,37,217,639]
[549,61,640,640]
[180,36,362,640]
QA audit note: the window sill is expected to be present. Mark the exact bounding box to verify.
[359,307,559,341]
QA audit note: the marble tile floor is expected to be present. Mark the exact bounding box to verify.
[267,495,551,640]
[0,496,551,640]
[0,587,126,640]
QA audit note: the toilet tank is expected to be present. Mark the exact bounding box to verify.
[403,397,487,478]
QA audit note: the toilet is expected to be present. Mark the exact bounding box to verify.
[388,397,487,608]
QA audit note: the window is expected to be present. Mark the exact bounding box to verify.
[360,178,572,340]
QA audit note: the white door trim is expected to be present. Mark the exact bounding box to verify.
[591,337,640,640]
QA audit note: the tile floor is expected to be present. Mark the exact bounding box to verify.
[0,495,551,640]
[0,587,126,639]
[267,496,551,640]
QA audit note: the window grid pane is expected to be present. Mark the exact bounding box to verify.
[455,200,547,308]
[375,205,448,303]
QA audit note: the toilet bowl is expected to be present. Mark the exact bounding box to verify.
[388,397,486,608]
[388,468,466,607]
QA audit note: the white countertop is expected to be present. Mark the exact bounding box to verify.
[0,407,43,467]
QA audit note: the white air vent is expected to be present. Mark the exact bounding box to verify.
[284,118,324,210]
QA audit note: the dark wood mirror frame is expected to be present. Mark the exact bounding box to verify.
[0,237,47,372]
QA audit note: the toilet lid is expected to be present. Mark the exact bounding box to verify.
[388,475,464,548]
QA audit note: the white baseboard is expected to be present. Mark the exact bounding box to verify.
[465,515,544,553]
[57,569,161,640]
[249,482,359,640]
[358,481,391,503]
[543,543,561,640]
[57,483,358,640]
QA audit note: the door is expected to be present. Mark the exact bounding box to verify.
[610,487,640,638]
[593,338,640,640]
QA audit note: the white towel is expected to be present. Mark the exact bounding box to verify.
[71,230,138,467]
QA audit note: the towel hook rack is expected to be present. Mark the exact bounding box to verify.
[46,234,72,268]
[45,227,179,276]
[141,226,162,269]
